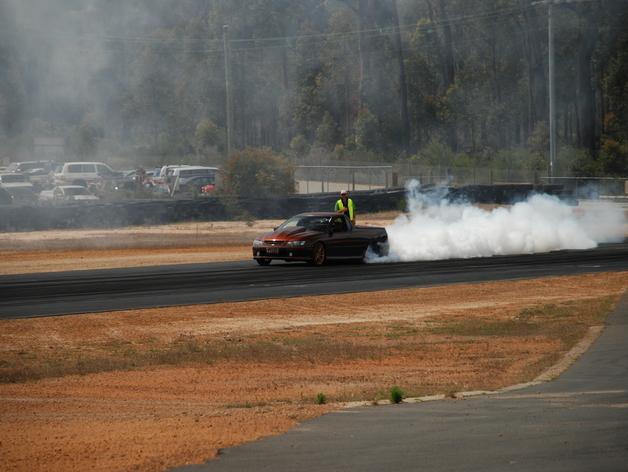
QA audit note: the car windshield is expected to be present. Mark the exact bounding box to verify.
[277,215,331,231]
[179,169,216,180]
[20,163,48,172]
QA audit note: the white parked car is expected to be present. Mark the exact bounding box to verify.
[54,162,122,187]
[39,185,100,203]
[171,166,219,182]
[157,164,193,180]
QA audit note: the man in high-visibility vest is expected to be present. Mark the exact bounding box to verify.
[335,190,356,225]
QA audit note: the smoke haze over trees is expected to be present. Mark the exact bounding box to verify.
[1,0,627,176]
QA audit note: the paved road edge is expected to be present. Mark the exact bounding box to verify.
[343,314,612,408]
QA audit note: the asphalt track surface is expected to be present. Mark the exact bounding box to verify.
[1,241,627,318]
[180,293,628,472]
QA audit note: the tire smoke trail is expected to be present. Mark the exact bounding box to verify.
[371,180,626,263]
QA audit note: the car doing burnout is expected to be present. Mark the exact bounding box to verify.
[252,212,388,266]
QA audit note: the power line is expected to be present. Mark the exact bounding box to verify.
[18,2,535,53]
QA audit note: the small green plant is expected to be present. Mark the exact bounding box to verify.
[316,392,327,405]
[390,386,404,404]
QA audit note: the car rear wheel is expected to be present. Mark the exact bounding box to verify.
[310,243,326,266]
[256,258,271,266]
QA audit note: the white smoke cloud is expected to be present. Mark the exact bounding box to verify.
[371,180,626,263]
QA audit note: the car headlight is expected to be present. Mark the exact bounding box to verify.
[286,240,306,247]
[252,239,264,247]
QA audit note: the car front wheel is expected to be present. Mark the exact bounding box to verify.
[311,243,327,266]
[256,258,271,266]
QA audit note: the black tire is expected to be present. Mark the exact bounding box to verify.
[256,258,271,266]
[361,246,371,263]
[310,243,327,266]
[363,241,386,262]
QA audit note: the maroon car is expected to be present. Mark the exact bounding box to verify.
[252,212,388,266]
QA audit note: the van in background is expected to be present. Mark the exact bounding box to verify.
[54,162,122,187]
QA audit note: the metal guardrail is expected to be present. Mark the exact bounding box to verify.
[539,177,627,197]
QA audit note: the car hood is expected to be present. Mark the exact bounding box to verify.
[259,226,322,241]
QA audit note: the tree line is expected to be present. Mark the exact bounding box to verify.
[0,0,626,176]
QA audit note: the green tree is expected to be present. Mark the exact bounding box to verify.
[194,119,225,158]
[315,112,339,150]
[354,108,382,151]
[219,147,295,198]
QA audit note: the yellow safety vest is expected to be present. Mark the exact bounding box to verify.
[335,198,355,220]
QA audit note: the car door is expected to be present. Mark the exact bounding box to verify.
[326,216,355,258]
[347,224,373,257]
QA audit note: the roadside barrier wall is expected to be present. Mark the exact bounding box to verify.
[0,184,566,232]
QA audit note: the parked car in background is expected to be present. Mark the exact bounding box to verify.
[0,187,12,205]
[54,162,122,187]
[157,164,192,180]
[6,160,56,190]
[7,160,57,174]
[26,168,54,189]
[2,185,38,205]
[171,166,218,183]
[39,185,100,203]
[0,173,30,185]
[170,166,219,194]
[173,175,217,197]
[119,167,160,190]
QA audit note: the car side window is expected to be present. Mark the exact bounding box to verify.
[68,164,82,173]
[332,216,348,233]
[96,165,111,175]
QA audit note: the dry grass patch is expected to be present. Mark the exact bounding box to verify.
[0,273,626,472]
[0,292,620,394]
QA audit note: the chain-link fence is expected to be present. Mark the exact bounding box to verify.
[295,165,393,193]
[295,160,628,198]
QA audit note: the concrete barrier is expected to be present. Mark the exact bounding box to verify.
[0,184,566,232]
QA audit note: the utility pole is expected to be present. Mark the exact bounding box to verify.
[534,0,598,182]
[223,24,233,160]
[548,1,556,181]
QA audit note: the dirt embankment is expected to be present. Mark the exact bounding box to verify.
[0,272,626,472]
